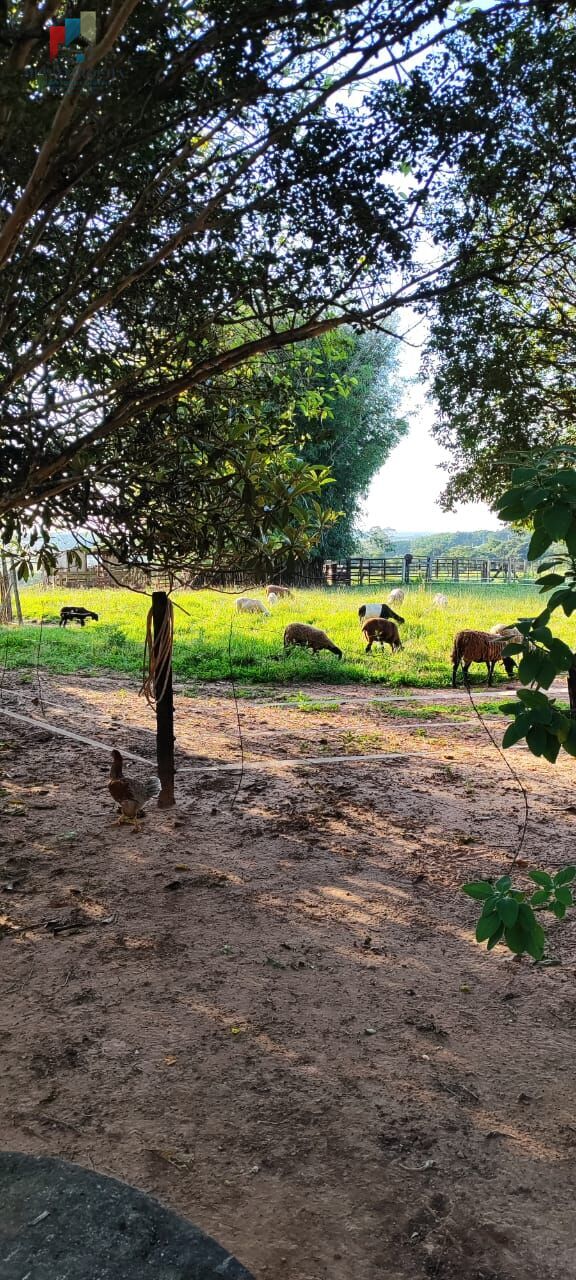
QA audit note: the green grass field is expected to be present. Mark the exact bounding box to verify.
[0,581,571,689]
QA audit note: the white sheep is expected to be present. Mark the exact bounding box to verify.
[267,592,279,605]
[235,596,270,616]
[388,588,405,605]
[432,593,448,607]
[489,623,524,643]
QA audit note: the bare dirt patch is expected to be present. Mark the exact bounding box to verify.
[1,672,576,1280]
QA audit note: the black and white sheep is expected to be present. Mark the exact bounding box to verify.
[358,601,405,626]
[283,623,342,659]
[363,618,403,654]
[451,630,516,687]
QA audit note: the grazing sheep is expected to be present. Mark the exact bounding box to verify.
[432,593,448,607]
[489,623,524,644]
[266,584,293,598]
[59,606,99,627]
[363,618,403,654]
[358,602,405,625]
[267,592,279,606]
[236,596,270,616]
[284,623,342,659]
[388,588,405,605]
[451,630,516,687]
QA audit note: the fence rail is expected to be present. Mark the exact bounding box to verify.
[322,555,537,586]
[46,554,539,592]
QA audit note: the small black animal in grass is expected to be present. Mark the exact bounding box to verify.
[59,606,99,628]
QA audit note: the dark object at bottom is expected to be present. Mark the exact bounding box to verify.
[59,606,99,627]
[0,1152,254,1279]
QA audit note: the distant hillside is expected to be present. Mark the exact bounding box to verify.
[353,526,532,559]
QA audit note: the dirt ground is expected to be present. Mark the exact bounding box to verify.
[1,670,576,1280]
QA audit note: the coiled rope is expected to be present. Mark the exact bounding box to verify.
[140,600,174,708]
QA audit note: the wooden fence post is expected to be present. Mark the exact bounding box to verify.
[152,590,175,808]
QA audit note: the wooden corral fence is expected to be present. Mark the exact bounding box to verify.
[47,563,325,591]
[322,554,538,587]
[46,554,540,592]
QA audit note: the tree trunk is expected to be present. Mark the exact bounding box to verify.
[568,660,576,721]
[10,565,22,625]
[152,590,175,808]
[0,556,12,623]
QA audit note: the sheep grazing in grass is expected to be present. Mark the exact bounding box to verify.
[358,602,405,625]
[451,630,516,687]
[432,593,448,607]
[236,596,270,616]
[284,622,342,659]
[489,623,524,644]
[388,588,405,605]
[266,584,293,598]
[267,592,279,605]
[362,618,403,654]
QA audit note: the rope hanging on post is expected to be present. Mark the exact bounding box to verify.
[140,600,174,708]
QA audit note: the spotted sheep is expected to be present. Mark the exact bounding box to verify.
[362,618,403,654]
[451,630,516,687]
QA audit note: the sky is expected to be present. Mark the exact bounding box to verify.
[360,325,504,535]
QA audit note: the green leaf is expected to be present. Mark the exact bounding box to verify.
[555,886,573,906]
[527,526,554,560]
[554,865,576,885]
[551,901,567,920]
[486,923,505,950]
[462,881,495,900]
[515,688,551,708]
[517,652,543,684]
[495,875,512,891]
[541,734,561,764]
[476,912,501,943]
[529,869,553,888]
[523,921,546,962]
[526,724,548,757]
[536,574,566,589]
[496,897,519,927]
[542,503,573,540]
[502,714,532,748]
[530,889,550,906]
[504,921,529,955]
[561,724,576,757]
[549,638,574,669]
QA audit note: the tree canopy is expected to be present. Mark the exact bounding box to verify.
[422,7,576,507]
[1,0,574,564]
[295,330,407,559]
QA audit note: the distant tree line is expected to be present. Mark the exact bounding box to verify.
[351,528,556,561]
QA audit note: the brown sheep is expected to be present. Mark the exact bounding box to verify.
[451,630,516,687]
[363,618,403,653]
[266,584,293,598]
[283,622,342,659]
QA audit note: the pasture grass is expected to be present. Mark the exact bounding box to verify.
[1,581,572,689]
